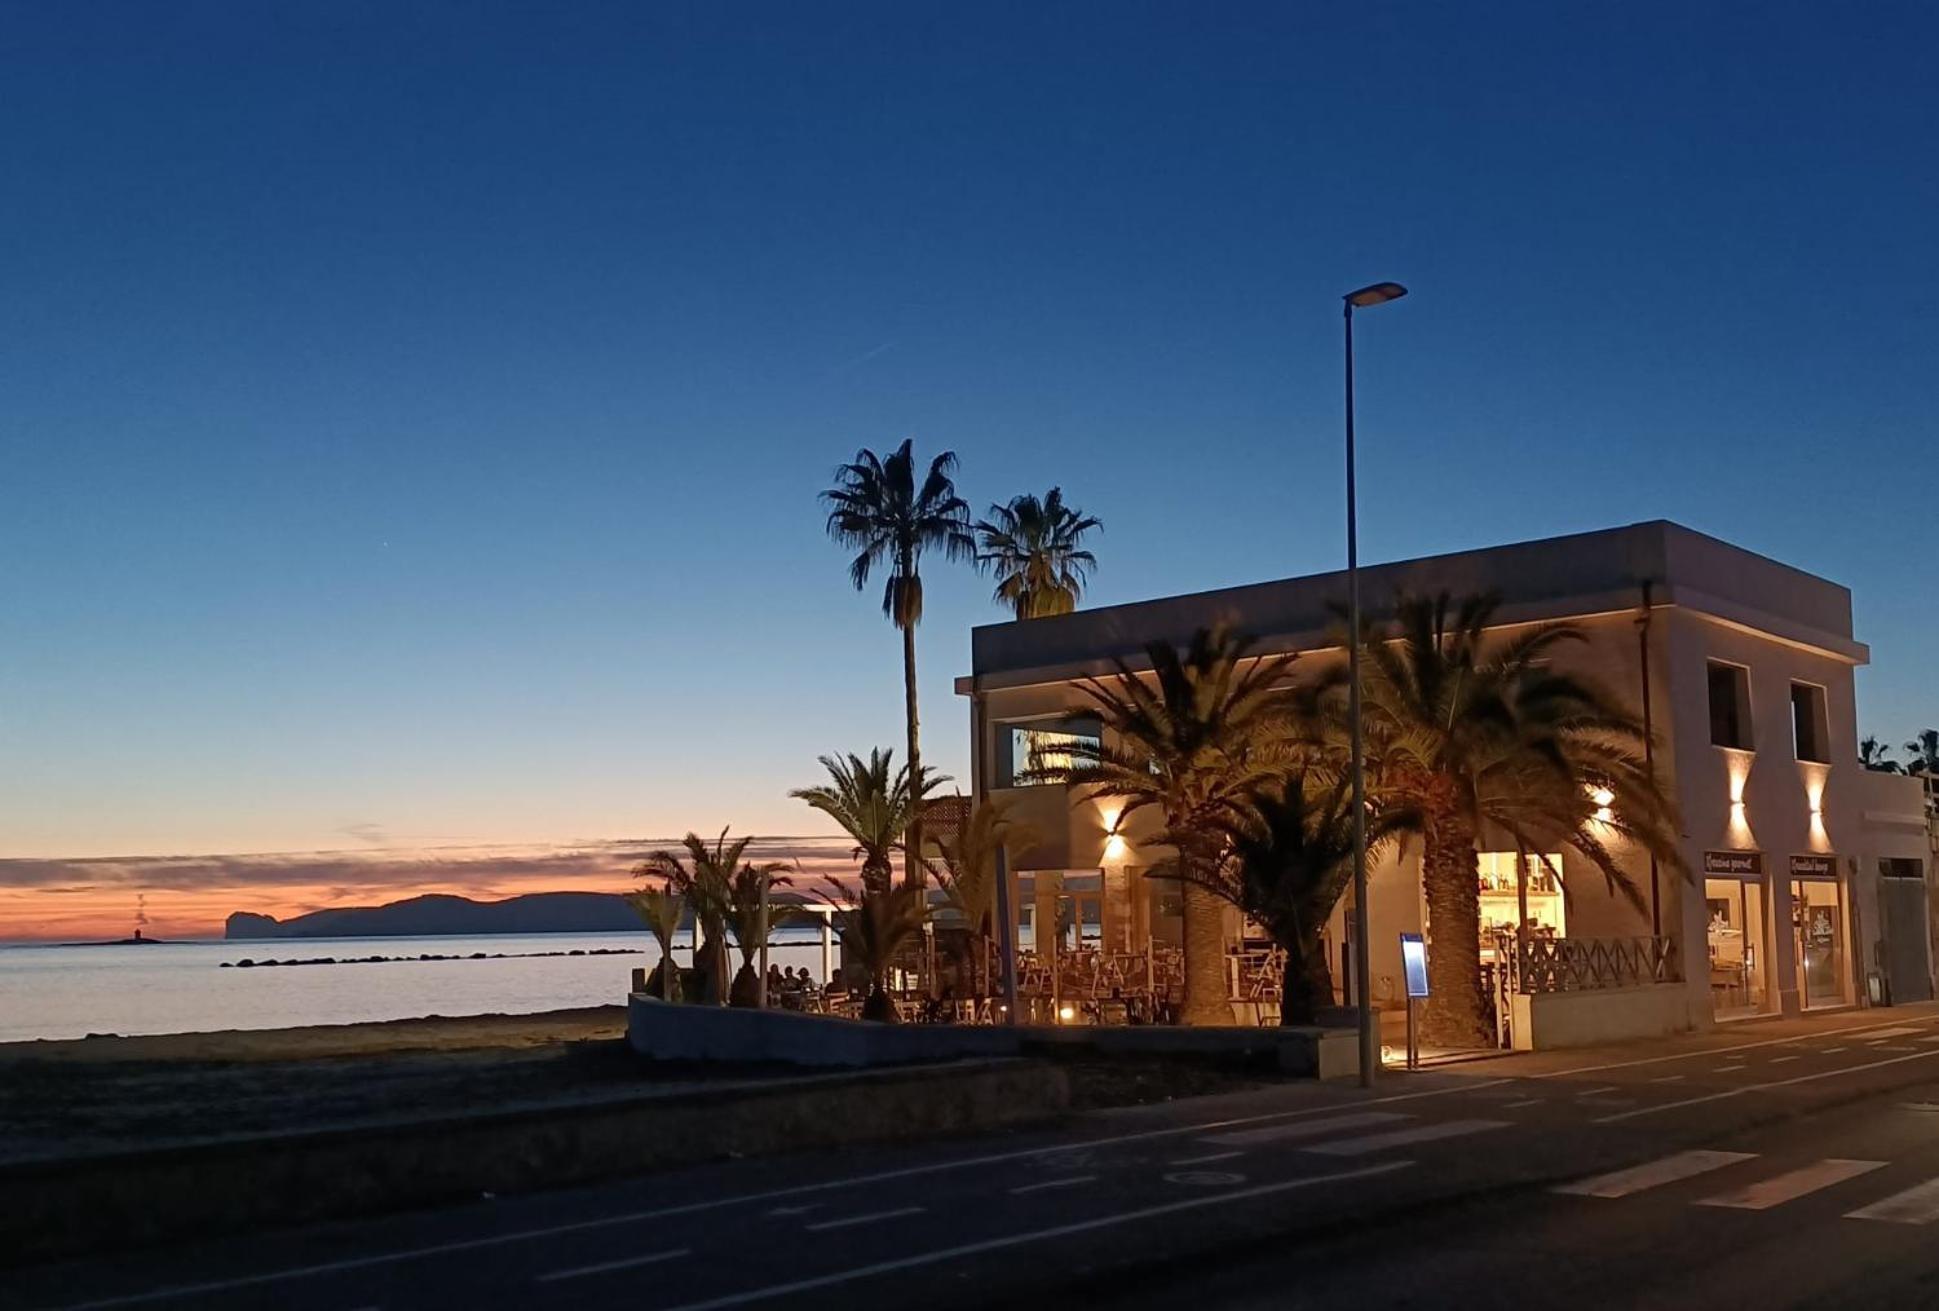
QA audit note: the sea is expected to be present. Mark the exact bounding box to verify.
[0,930,834,1044]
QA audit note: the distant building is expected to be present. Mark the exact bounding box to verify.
[959,520,1931,1046]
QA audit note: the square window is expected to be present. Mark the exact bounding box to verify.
[999,717,1101,786]
[1708,661,1753,750]
[1790,683,1830,764]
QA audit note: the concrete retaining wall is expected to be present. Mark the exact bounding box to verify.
[1510,983,1701,1050]
[628,994,1023,1065]
[0,1059,1067,1266]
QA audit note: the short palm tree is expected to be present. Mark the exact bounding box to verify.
[1213,773,1416,1025]
[818,878,930,1022]
[790,749,944,894]
[1040,626,1298,1026]
[928,796,1039,996]
[822,439,975,887]
[1860,736,1903,773]
[974,488,1102,620]
[1329,592,1684,1049]
[624,882,685,1002]
[636,829,749,1006]
[1906,730,1939,776]
[721,859,795,1007]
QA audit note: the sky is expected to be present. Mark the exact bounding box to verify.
[2,2,1934,939]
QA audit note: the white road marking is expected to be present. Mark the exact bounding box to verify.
[766,1204,819,1217]
[1879,1045,1920,1053]
[1769,1056,1800,1064]
[1715,1064,1748,1074]
[1167,1150,1244,1166]
[536,1249,691,1283]
[1555,1150,1756,1199]
[1697,1159,1885,1211]
[1860,1027,1923,1039]
[1008,1175,1097,1195]
[1202,1111,1407,1147]
[649,1162,1414,1311]
[43,1080,1507,1311]
[1595,1046,1939,1124]
[1305,1120,1507,1156]
[1526,1014,1939,1079]
[1848,1177,1939,1224]
[804,1206,925,1232]
[1648,1075,1685,1084]
[1919,1037,1939,1045]
[1822,1046,1846,1053]
[1502,1098,1544,1108]
[1575,1086,1619,1097]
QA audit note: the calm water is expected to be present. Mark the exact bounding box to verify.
[0,931,833,1043]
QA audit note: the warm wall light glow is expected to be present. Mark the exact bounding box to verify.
[1801,762,1831,852]
[1724,750,1757,848]
[1057,1004,1076,1023]
[1590,786,1615,825]
[1098,801,1128,862]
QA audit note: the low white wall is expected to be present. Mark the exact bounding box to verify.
[1509,983,1701,1051]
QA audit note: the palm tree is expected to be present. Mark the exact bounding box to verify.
[928,796,1040,997]
[721,859,795,1007]
[1328,592,1684,1049]
[624,882,685,1002]
[822,439,975,887]
[1860,736,1904,773]
[789,749,945,893]
[636,829,750,1006]
[1039,626,1298,1026]
[1212,773,1416,1025]
[818,878,930,1022]
[1906,730,1939,776]
[974,488,1102,620]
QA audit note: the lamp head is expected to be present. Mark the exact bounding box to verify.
[1344,281,1409,308]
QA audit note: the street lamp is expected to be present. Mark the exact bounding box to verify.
[1343,279,1407,1088]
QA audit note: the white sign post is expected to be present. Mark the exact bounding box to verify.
[1400,933,1430,1070]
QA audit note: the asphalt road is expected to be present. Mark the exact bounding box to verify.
[15,1005,1939,1311]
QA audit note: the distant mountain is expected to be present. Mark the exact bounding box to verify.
[224,892,645,939]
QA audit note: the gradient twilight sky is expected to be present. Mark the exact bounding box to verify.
[3,3,1935,938]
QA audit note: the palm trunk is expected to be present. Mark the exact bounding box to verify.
[901,619,924,889]
[1420,797,1491,1048]
[1279,922,1334,1027]
[1179,871,1231,1027]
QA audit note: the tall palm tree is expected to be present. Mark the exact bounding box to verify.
[1326,593,1684,1049]
[818,878,930,1022]
[624,882,685,1002]
[1906,729,1939,776]
[789,749,945,893]
[928,796,1040,997]
[1212,773,1416,1025]
[822,439,975,887]
[1039,626,1298,1026]
[974,488,1102,620]
[1860,736,1904,773]
[636,829,750,1006]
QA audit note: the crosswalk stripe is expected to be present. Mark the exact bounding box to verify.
[1847,1177,1939,1224]
[1201,1111,1407,1147]
[1697,1159,1885,1210]
[1555,1150,1757,1198]
[1304,1120,1507,1156]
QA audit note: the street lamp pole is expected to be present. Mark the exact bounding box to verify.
[1343,280,1407,1089]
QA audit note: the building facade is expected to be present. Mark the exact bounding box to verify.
[958,520,1931,1046]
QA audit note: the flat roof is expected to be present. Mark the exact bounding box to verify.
[963,520,1865,692]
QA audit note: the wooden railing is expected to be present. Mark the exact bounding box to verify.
[1493,931,1679,995]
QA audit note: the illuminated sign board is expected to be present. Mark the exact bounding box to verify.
[1400,933,1429,998]
[1789,854,1837,878]
[1703,850,1764,876]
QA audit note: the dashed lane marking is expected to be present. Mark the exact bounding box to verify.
[1201,1111,1408,1147]
[1305,1120,1508,1157]
[1167,1150,1245,1166]
[1595,1047,1939,1125]
[1008,1176,1097,1195]
[804,1206,926,1232]
[536,1249,692,1283]
[649,1162,1414,1311]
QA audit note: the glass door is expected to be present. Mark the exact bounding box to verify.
[1705,877,1768,1018]
[1790,879,1849,1009]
